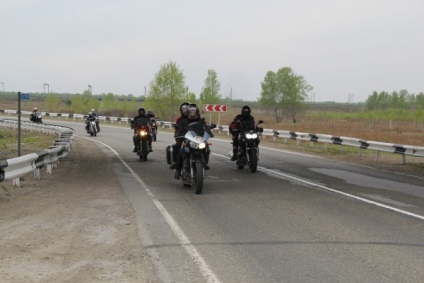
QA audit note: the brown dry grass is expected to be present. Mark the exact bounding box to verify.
[211,108,424,147]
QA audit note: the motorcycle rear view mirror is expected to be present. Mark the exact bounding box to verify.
[210,123,217,129]
[258,120,264,125]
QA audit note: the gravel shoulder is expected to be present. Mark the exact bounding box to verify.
[0,138,158,283]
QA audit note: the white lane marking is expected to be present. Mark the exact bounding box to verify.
[88,138,221,283]
[213,153,424,221]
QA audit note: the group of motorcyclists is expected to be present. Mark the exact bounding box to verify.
[83,103,260,180]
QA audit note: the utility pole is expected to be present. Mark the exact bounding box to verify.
[348,93,354,104]
[43,83,49,94]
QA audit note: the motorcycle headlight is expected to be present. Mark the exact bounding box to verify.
[190,141,206,149]
[139,131,148,137]
[246,133,258,139]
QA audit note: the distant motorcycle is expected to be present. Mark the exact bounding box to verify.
[134,125,151,161]
[168,121,216,194]
[30,112,43,123]
[87,120,97,137]
[230,120,264,173]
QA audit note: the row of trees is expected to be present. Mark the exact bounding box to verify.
[39,62,312,123]
[366,90,424,111]
[12,60,424,124]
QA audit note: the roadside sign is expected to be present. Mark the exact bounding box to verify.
[20,93,30,100]
[203,104,227,112]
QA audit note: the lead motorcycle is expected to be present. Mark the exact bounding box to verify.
[168,121,216,194]
[229,120,264,173]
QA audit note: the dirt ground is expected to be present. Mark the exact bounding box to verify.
[0,138,159,283]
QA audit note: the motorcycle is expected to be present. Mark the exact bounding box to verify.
[168,121,215,194]
[229,120,264,173]
[87,119,97,136]
[150,118,158,142]
[30,112,43,123]
[135,125,151,161]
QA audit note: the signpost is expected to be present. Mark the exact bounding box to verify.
[20,93,30,100]
[203,104,227,125]
[17,92,30,156]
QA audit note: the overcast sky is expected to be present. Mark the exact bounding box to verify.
[1,0,423,102]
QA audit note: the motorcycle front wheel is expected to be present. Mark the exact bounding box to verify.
[192,162,204,194]
[141,141,148,161]
[249,148,258,173]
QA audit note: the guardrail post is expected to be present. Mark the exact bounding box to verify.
[375,151,380,162]
[401,154,406,165]
[34,168,41,179]
[13,177,20,187]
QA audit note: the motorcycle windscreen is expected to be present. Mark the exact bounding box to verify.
[186,122,209,142]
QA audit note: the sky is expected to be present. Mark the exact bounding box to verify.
[1,0,423,103]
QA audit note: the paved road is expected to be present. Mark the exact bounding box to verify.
[1,120,423,282]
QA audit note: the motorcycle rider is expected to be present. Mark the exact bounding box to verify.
[85,111,96,133]
[174,103,213,179]
[30,107,38,122]
[229,105,257,161]
[91,108,100,132]
[146,109,157,120]
[131,107,153,153]
[147,109,158,134]
[169,102,190,170]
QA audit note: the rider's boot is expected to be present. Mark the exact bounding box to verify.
[231,147,237,161]
[174,167,181,179]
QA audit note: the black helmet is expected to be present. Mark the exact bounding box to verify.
[179,102,190,116]
[147,109,154,116]
[188,103,200,120]
[241,105,251,117]
[138,107,146,116]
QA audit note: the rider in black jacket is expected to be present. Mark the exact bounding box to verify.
[131,107,152,152]
[229,105,256,161]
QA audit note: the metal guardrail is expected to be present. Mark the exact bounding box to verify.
[2,109,423,164]
[160,122,424,164]
[0,118,74,186]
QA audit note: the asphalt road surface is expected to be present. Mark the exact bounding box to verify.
[1,120,423,283]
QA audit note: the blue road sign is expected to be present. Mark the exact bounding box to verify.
[20,93,30,100]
